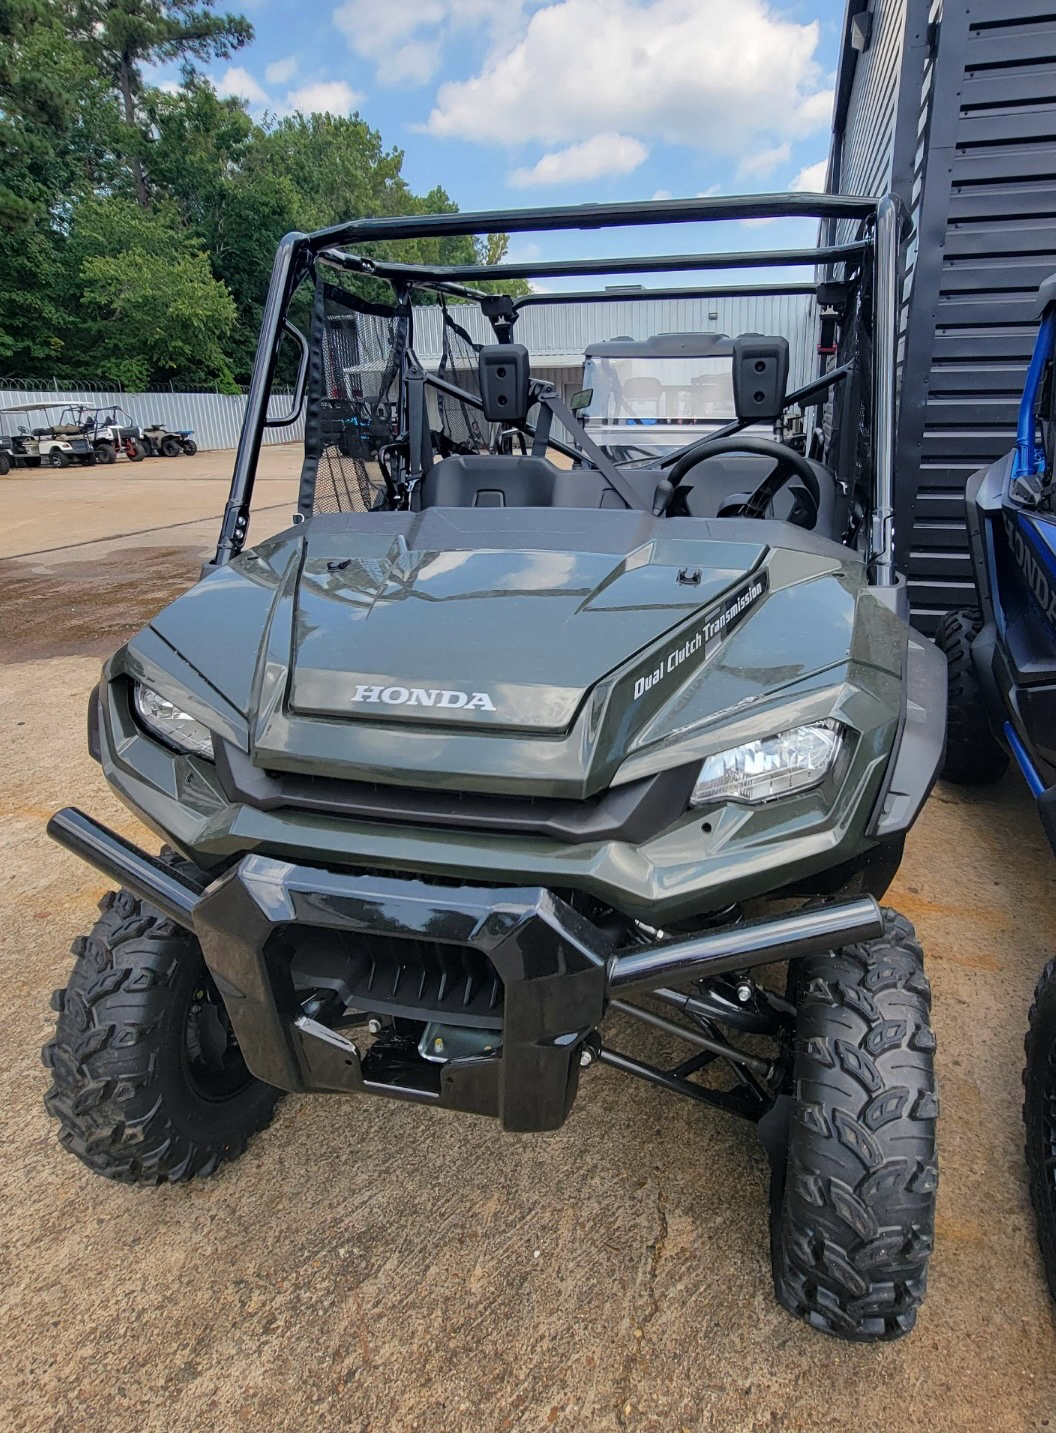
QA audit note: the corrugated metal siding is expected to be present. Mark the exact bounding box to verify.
[1,294,815,453]
[834,0,910,243]
[902,3,1056,630]
[412,295,818,392]
[0,386,303,452]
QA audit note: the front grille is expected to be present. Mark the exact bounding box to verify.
[216,740,696,845]
[286,928,503,1028]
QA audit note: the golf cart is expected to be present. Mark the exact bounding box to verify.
[43,191,944,1342]
[1,402,96,467]
[56,404,146,463]
[936,273,1056,1298]
[140,421,197,457]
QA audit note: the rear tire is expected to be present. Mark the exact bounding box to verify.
[1024,957,1056,1301]
[160,435,182,457]
[181,439,197,456]
[95,442,116,465]
[771,910,938,1341]
[127,439,146,462]
[42,864,282,1184]
[934,608,1009,784]
[0,450,10,476]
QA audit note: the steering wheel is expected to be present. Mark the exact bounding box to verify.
[662,434,820,525]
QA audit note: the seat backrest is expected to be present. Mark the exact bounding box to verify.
[419,453,560,508]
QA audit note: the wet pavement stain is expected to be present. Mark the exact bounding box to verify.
[0,545,203,662]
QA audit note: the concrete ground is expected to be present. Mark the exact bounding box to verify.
[2,451,1056,1432]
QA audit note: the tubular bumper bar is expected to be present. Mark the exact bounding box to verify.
[48,807,884,1131]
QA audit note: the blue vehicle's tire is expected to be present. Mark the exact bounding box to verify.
[771,910,938,1341]
[42,854,282,1184]
[934,608,1009,785]
[1025,956,1056,1302]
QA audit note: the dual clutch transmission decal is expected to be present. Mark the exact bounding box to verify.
[631,571,768,704]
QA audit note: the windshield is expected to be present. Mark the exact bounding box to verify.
[582,354,735,427]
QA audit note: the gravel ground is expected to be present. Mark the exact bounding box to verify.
[2,457,1056,1432]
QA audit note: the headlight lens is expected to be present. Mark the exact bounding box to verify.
[690,720,842,806]
[133,683,214,758]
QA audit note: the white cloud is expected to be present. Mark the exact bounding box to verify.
[739,142,791,178]
[384,40,442,85]
[790,158,829,193]
[333,0,532,85]
[265,55,298,85]
[283,80,364,115]
[426,0,832,158]
[651,188,672,201]
[509,133,648,187]
[215,65,270,107]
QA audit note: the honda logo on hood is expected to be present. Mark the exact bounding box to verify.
[350,683,497,712]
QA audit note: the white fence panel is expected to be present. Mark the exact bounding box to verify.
[0,386,304,452]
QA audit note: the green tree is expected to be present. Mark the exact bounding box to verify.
[61,198,238,388]
[71,0,252,206]
[0,6,526,386]
[0,1,120,374]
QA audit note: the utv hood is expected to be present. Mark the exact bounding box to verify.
[137,509,873,796]
[286,525,766,733]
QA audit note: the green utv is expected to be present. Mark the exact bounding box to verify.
[43,193,943,1341]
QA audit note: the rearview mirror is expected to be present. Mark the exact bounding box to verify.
[569,388,593,413]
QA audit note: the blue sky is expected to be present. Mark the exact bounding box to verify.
[195,0,848,284]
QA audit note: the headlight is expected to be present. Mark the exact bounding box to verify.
[133,683,215,758]
[690,720,842,806]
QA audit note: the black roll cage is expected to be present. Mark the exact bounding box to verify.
[215,190,906,586]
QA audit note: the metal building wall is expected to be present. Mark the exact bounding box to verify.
[898,3,1056,631]
[411,294,818,392]
[830,0,913,245]
[827,0,1056,632]
[0,386,303,452]
[2,294,815,454]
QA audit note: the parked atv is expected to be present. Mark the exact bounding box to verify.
[43,192,943,1342]
[56,405,147,463]
[141,422,197,457]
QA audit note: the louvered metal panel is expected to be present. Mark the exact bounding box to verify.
[827,0,1056,632]
[902,5,1056,630]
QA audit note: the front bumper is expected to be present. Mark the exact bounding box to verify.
[48,807,883,1132]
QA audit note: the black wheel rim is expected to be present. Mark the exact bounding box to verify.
[182,974,255,1102]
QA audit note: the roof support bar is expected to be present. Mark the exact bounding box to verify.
[308,191,879,251]
[346,241,868,286]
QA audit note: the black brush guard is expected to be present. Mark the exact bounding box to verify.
[48,807,884,1132]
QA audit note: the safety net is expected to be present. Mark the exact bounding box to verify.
[298,282,409,516]
[299,282,500,515]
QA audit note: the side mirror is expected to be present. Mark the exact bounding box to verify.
[569,388,593,414]
[732,336,789,423]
